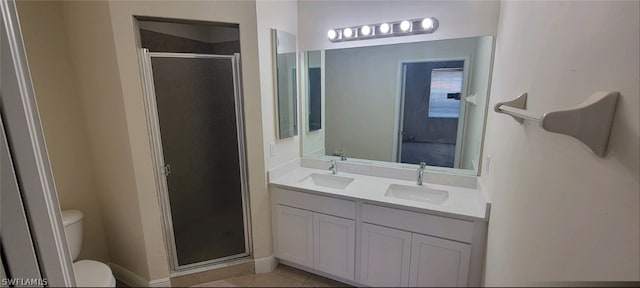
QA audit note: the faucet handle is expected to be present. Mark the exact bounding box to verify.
[419,162,426,169]
[329,159,337,174]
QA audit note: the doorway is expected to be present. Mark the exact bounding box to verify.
[137,19,251,272]
[397,60,466,167]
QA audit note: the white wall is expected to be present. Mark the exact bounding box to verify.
[298,0,500,51]
[256,0,300,170]
[482,1,639,285]
[460,36,493,171]
[324,38,477,161]
[16,0,110,263]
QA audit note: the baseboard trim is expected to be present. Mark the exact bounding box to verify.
[148,277,171,287]
[109,262,170,287]
[254,255,278,274]
[109,262,148,287]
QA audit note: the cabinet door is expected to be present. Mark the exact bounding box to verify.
[409,233,471,287]
[360,223,412,287]
[275,205,313,267]
[313,213,356,280]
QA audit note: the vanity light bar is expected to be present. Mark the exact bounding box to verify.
[327,17,439,42]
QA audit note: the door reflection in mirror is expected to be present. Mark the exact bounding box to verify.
[399,61,465,167]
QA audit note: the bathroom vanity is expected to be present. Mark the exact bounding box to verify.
[269,162,490,287]
[274,29,495,287]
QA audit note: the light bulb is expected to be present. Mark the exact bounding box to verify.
[343,27,354,38]
[421,18,434,30]
[360,25,372,36]
[327,29,337,40]
[379,23,391,34]
[400,20,411,32]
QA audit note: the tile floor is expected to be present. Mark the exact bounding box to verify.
[194,264,351,287]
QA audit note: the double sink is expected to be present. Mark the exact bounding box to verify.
[299,173,449,205]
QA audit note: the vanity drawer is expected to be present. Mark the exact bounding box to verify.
[362,204,474,243]
[273,187,356,219]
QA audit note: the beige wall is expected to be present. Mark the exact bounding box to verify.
[61,0,152,279]
[481,0,639,284]
[20,0,279,281]
[16,1,110,263]
[107,0,267,280]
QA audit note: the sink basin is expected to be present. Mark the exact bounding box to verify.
[300,173,354,190]
[385,184,449,204]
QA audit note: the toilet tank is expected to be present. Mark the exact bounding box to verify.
[61,210,83,261]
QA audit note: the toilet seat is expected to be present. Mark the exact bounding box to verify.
[73,260,116,287]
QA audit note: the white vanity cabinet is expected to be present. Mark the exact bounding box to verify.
[359,223,412,287]
[274,205,314,267]
[409,233,471,287]
[359,223,471,287]
[313,213,356,280]
[272,188,357,281]
[271,186,487,287]
[361,204,475,287]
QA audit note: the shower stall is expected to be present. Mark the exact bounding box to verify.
[139,49,251,271]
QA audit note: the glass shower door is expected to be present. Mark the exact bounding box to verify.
[140,51,250,270]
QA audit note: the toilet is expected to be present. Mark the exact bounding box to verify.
[61,210,116,287]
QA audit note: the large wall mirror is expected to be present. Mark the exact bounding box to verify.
[273,29,298,139]
[301,36,495,175]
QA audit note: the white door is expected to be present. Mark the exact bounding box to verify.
[313,213,355,280]
[409,233,471,287]
[1,0,74,285]
[0,113,42,284]
[275,205,313,267]
[360,223,412,287]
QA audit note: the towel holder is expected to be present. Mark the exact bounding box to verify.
[494,91,619,157]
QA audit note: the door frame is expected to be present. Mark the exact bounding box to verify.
[0,0,75,285]
[392,57,470,167]
[138,50,253,272]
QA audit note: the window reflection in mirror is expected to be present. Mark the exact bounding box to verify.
[273,29,298,139]
[301,36,494,175]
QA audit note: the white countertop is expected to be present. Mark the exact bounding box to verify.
[269,166,490,221]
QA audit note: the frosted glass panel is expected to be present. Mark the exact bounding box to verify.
[151,57,246,266]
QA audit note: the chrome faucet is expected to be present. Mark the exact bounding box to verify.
[329,160,337,174]
[417,162,426,185]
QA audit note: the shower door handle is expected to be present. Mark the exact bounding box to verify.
[162,164,172,176]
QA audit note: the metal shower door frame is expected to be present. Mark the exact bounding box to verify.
[138,49,253,272]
